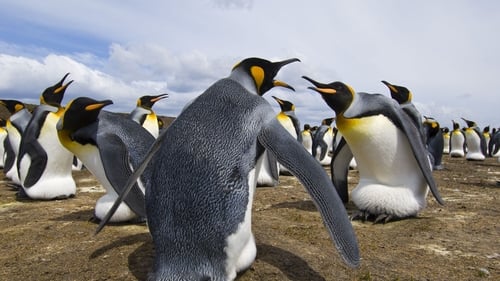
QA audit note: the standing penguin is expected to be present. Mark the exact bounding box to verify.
[461,118,487,161]
[272,96,302,175]
[17,73,76,199]
[482,126,491,155]
[0,119,7,168]
[312,117,335,165]
[57,97,155,222]
[442,127,450,154]
[301,124,313,154]
[449,120,466,157]
[303,76,444,223]
[129,93,168,138]
[423,117,444,170]
[0,100,32,187]
[97,57,360,280]
[381,80,425,140]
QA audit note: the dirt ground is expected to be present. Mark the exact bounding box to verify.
[0,154,498,281]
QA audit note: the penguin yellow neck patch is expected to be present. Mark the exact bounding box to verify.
[250,66,264,93]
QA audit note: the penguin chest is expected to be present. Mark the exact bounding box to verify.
[276,114,297,139]
[38,113,73,172]
[338,115,421,185]
[142,114,159,138]
[301,131,313,153]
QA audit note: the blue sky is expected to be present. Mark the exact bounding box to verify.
[1,0,499,129]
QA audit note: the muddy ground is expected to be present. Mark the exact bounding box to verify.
[0,154,498,281]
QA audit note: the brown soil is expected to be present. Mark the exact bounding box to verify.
[0,155,498,281]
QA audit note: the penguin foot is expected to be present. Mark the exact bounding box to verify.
[350,210,398,224]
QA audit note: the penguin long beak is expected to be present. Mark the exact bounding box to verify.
[85,100,113,111]
[381,80,398,93]
[272,96,284,104]
[302,75,329,88]
[150,93,169,103]
[273,80,295,91]
[274,58,301,68]
[54,73,74,94]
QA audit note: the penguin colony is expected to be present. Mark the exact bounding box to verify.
[1,56,499,280]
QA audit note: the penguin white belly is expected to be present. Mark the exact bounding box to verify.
[464,129,485,160]
[21,114,76,199]
[256,150,279,187]
[301,132,313,154]
[442,134,450,154]
[0,129,7,167]
[74,145,138,222]
[142,115,159,138]
[5,127,22,185]
[449,132,465,157]
[224,168,257,279]
[339,115,429,217]
[277,116,296,175]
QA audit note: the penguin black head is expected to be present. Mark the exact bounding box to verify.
[0,99,26,114]
[272,96,295,112]
[442,127,450,133]
[322,117,335,126]
[40,73,73,107]
[137,93,168,109]
[423,117,440,137]
[231,57,300,96]
[381,80,412,104]
[461,117,477,128]
[452,120,460,130]
[304,124,311,130]
[483,126,490,133]
[302,76,355,115]
[58,97,113,133]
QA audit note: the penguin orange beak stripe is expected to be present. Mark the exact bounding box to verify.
[54,80,74,94]
[85,101,113,111]
[150,94,168,103]
[273,80,295,91]
[314,87,337,95]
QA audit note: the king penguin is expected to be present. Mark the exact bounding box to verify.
[442,127,450,154]
[57,97,155,222]
[129,93,168,138]
[301,124,313,154]
[312,117,335,165]
[423,117,444,170]
[303,76,444,223]
[461,118,487,161]
[449,120,466,157]
[0,99,32,187]
[482,126,491,155]
[0,118,7,168]
[17,73,77,199]
[272,96,302,176]
[381,80,425,141]
[96,57,360,280]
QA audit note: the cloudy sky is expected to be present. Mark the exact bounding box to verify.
[0,0,499,129]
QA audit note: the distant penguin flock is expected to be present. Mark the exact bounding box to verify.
[1,56,499,280]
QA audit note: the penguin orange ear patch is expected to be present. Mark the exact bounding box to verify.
[250,66,265,93]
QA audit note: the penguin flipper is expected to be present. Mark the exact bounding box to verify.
[96,128,166,234]
[265,149,280,185]
[19,141,48,188]
[330,137,353,203]
[98,133,146,218]
[3,137,15,172]
[258,119,360,268]
[395,110,444,205]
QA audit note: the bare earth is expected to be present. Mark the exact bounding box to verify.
[0,155,498,281]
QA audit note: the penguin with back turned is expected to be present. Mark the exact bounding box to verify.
[17,73,77,199]
[461,117,487,161]
[129,93,168,138]
[0,99,32,187]
[422,116,444,170]
[303,76,444,223]
[97,57,360,280]
[449,120,466,157]
[57,97,155,222]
